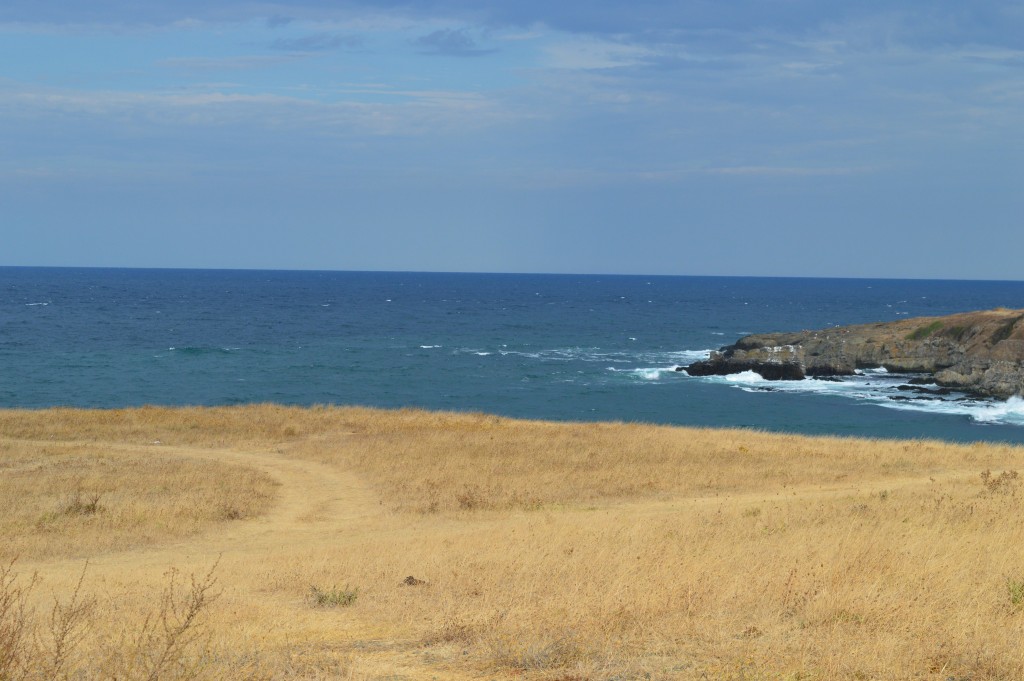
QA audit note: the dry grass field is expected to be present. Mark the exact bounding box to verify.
[2,405,1024,680]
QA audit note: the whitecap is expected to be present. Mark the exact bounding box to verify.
[878,394,1024,425]
[964,397,1024,425]
[662,349,712,363]
[419,345,441,349]
[25,302,49,306]
[725,370,767,383]
[688,364,1024,427]
[607,367,678,381]
[634,367,674,380]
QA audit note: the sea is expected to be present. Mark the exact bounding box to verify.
[3,267,1024,444]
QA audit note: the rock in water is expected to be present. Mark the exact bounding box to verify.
[684,308,1024,398]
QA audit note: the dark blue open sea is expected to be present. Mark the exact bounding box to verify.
[3,267,1024,443]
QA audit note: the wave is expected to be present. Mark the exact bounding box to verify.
[608,367,681,381]
[886,395,1024,426]
[168,346,240,355]
[690,365,1024,427]
[494,347,711,364]
[725,370,766,383]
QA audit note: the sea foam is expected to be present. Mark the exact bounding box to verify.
[691,361,1024,427]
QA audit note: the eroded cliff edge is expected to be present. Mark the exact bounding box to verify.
[683,308,1024,399]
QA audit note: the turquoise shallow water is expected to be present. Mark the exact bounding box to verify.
[3,267,1024,443]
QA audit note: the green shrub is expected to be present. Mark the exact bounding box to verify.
[906,321,943,341]
[308,585,358,608]
[1007,577,1024,607]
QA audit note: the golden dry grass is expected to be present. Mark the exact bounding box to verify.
[0,439,279,562]
[2,405,1024,680]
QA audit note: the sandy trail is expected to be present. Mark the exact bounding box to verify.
[550,467,980,522]
[11,439,480,680]
[17,439,982,575]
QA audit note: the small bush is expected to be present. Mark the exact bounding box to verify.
[456,485,490,510]
[58,490,104,517]
[2,559,220,681]
[217,502,244,520]
[1007,578,1024,608]
[308,585,358,608]
[0,559,36,679]
[41,563,97,679]
[102,560,221,680]
[981,469,1019,495]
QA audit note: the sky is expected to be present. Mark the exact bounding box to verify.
[1,1,1022,279]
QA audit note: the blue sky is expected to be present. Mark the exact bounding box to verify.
[2,1,1022,278]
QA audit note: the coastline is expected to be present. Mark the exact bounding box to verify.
[7,268,1024,442]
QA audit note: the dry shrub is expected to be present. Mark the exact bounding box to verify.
[98,561,220,680]
[980,468,1019,494]
[0,559,35,679]
[0,559,221,681]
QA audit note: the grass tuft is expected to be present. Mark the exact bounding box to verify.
[308,584,358,608]
[1007,577,1024,608]
[1007,577,1024,606]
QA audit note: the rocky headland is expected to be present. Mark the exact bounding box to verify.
[683,308,1024,399]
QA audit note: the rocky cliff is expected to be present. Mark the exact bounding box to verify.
[683,308,1024,399]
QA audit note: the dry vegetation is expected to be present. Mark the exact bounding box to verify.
[0,440,279,561]
[2,405,1024,679]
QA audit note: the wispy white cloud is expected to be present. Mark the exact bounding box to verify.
[704,165,875,177]
[158,55,305,71]
[0,83,522,138]
[269,31,363,51]
[542,36,655,70]
[414,27,496,56]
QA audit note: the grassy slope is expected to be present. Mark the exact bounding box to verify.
[2,405,1024,680]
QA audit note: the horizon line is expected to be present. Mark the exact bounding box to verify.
[2,260,1024,280]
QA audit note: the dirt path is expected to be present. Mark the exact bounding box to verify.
[11,439,480,680]
[16,436,987,580]
[19,438,983,575]
[534,467,981,524]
